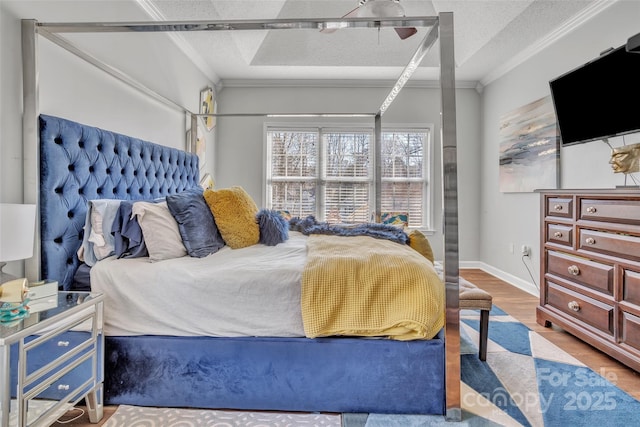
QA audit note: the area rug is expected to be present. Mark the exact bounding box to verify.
[103,405,341,426]
[362,302,640,426]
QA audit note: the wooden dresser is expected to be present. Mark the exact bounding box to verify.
[537,189,640,372]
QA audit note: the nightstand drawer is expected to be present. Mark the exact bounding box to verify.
[25,331,93,371]
[547,224,572,246]
[547,197,573,219]
[546,281,614,336]
[26,356,95,401]
[579,229,640,262]
[546,250,613,296]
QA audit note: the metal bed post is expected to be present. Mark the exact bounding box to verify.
[373,113,382,223]
[190,114,199,154]
[22,19,40,283]
[439,12,461,422]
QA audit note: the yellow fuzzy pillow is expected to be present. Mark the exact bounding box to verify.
[204,186,260,249]
[408,229,435,264]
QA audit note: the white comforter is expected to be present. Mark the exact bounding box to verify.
[90,231,308,337]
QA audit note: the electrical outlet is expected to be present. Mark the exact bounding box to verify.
[521,245,531,257]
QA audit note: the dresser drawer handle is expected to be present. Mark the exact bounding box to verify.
[568,265,580,276]
[586,206,597,214]
[553,204,563,211]
[568,301,581,312]
[554,231,563,238]
[57,341,70,347]
[585,237,596,245]
[57,384,70,391]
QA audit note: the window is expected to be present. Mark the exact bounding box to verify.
[266,125,432,229]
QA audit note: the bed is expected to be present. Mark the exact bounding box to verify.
[22,12,461,420]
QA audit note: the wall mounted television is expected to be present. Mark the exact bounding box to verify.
[549,44,640,146]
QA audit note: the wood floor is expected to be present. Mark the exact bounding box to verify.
[51,269,640,426]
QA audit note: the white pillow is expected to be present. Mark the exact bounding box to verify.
[131,201,187,262]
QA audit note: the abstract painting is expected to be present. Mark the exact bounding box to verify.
[499,95,559,192]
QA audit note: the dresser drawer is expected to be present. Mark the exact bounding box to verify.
[547,224,572,246]
[546,197,573,219]
[579,229,640,262]
[579,198,640,225]
[546,281,614,336]
[546,250,613,296]
[623,270,640,309]
[621,311,640,353]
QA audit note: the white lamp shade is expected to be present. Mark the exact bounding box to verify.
[0,204,36,262]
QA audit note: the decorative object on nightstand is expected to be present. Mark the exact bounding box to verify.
[0,278,27,303]
[26,279,58,300]
[0,203,36,284]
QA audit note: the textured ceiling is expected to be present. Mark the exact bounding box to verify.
[137,0,608,87]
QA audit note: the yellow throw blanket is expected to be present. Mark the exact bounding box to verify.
[301,234,445,340]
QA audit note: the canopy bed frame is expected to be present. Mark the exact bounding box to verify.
[20,12,461,421]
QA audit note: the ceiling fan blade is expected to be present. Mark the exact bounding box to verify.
[320,6,361,34]
[395,27,418,40]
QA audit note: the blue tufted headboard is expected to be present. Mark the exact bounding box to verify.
[39,114,200,290]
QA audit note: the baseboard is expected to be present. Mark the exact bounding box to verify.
[460,261,539,297]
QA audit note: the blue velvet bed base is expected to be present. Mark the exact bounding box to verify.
[39,115,447,415]
[104,331,445,414]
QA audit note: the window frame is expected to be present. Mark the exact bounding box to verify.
[264,122,434,231]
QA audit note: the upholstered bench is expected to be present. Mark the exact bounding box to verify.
[459,278,493,361]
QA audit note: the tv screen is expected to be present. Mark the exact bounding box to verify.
[549,45,640,146]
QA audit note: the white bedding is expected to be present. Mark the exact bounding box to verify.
[90,231,308,337]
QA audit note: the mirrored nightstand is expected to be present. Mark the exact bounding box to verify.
[0,291,104,426]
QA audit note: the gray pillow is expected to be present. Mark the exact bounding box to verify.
[132,201,187,262]
[167,188,225,257]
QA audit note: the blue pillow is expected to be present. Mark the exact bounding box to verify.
[167,189,225,257]
[257,209,289,246]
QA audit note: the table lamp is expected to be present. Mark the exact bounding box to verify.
[0,204,37,296]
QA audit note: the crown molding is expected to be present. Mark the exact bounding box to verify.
[135,0,220,84]
[480,0,618,87]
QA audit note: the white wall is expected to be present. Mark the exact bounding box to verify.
[216,83,482,261]
[0,0,216,277]
[480,0,640,294]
